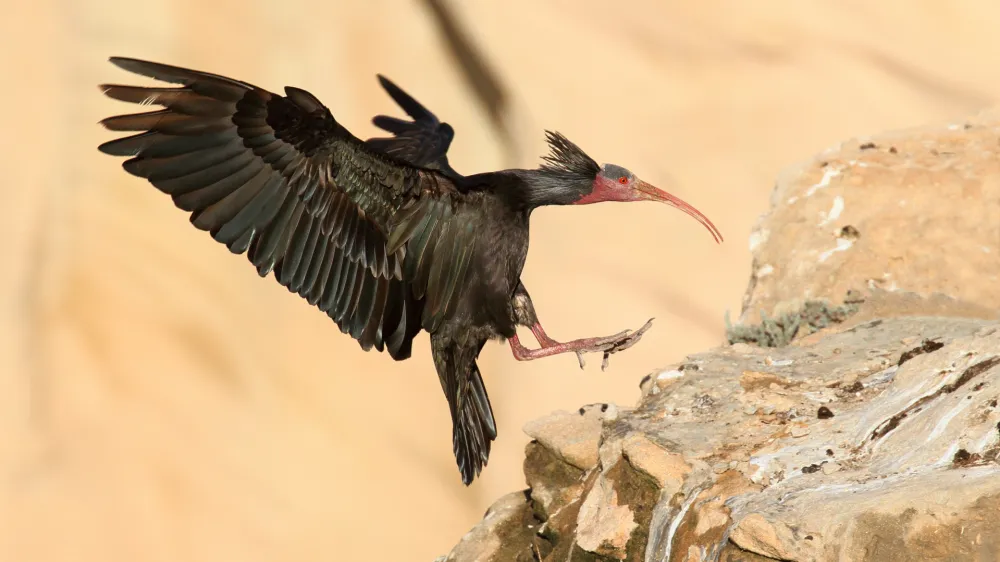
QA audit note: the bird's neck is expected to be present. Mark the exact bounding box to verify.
[501,169,592,210]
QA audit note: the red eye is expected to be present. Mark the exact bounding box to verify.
[618,176,628,184]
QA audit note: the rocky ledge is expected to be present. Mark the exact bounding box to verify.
[437,112,1000,561]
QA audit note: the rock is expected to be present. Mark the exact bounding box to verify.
[523,409,606,472]
[445,314,1000,561]
[734,112,1000,341]
[729,513,800,561]
[438,118,1000,562]
[789,424,810,437]
[523,440,587,520]
[575,475,638,559]
[621,434,690,494]
[437,491,539,562]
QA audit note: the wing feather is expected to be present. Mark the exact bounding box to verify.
[365,75,459,179]
[99,57,476,359]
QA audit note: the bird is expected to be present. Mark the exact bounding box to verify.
[96,57,724,486]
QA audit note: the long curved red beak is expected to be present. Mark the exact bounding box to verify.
[634,179,724,243]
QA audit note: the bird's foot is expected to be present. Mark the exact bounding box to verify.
[574,317,655,371]
[509,318,655,371]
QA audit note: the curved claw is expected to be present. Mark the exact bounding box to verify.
[510,318,656,368]
[572,318,656,371]
[600,318,655,371]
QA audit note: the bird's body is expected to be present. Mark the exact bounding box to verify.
[98,57,722,485]
[442,185,530,341]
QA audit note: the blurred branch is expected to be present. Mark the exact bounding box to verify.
[420,0,518,165]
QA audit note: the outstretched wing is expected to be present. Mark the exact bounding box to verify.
[98,57,477,357]
[365,75,460,179]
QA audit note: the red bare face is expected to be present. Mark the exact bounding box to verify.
[572,165,724,243]
[574,175,632,204]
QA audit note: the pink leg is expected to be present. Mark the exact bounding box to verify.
[508,319,655,370]
[530,323,558,348]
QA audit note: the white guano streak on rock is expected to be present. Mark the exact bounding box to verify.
[820,195,845,226]
[772,467,930,506]
[974,425,1000,454]
[657,488,701,562]
[890,397,975,469]
[860,356,982,455]
[805,165,843,197]
[864,388,940,457]
[748,228,770,252]
[935,442,962,467]
[927,394,976,443]
[848,366,926,444]
[818,237,854,262]
[657,369,684,382]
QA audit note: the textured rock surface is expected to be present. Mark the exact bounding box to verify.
[442,311,1000,562]
[438,117,1000,561]
[437,491,540,562]
[738,111,1000,327]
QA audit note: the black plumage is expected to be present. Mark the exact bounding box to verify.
[366,75,459,179]
[98,58,723,485]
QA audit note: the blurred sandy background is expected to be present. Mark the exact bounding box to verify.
[3,1,1000,560]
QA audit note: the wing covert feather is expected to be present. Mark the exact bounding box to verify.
[99,57,477,356]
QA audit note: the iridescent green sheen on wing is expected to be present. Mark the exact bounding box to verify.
[98,57,471,360]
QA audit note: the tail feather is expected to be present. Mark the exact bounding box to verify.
[453,362,496,484]
[431,336,498,485]
[468,364,497,442]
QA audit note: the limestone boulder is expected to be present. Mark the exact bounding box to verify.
[738,111,1000,329]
